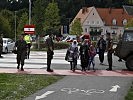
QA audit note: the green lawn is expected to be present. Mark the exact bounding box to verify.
[125,83,133,100]
[0,73,63,100]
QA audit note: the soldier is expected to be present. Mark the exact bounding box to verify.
[15,34,27,71]
[45,34,54,72]
[0,34,3,58]
[106,33,114,71]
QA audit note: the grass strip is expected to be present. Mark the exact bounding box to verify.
[0,73,63,100]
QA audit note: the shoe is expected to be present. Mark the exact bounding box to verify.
[0,56,3,58]
[47,69,53,72]
[106,68,112,71]
[118,59,122,62]
[17,66,19,69]
[21,68,24,71]
[100,62,104,65]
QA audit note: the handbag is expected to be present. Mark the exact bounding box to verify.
[96,48,99,54]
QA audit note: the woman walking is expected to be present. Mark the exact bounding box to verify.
[65,40,79,72]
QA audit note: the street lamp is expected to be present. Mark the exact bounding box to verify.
[29,0,31,25]
[15,11,17,41]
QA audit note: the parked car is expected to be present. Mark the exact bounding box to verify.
[62,35,77,42]
[2,38,15,53]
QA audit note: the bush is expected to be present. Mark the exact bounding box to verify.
[32,42,70,50]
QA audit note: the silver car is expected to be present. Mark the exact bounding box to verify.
[3,38,15,53]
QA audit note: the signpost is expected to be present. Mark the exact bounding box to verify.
[24,24,35,34]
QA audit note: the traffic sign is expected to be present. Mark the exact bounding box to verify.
[24,24,35,34]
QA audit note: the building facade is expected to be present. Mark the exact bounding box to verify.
[71,6,133,41]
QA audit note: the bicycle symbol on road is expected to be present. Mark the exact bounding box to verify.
[61,88,105,95]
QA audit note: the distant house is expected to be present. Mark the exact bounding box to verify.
[71,6,133,40]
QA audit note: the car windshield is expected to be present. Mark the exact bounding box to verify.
[124,32,133,41]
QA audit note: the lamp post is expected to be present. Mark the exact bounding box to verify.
[15,11,17,41]
[29,0,31,25]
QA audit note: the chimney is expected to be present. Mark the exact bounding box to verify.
[82,7,88,14]
[109,8,112,14]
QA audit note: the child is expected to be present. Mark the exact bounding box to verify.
[88,42,96,71]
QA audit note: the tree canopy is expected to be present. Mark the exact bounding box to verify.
[44,1,61,36]
[70,19,83,36]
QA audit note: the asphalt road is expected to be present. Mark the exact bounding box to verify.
[24,76,133,100]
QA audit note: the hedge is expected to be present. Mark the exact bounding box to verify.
[32,42,70,50]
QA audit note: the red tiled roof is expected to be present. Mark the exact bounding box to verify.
[73,7,133,26]
[72,7,93,24]
[96,8,133,26]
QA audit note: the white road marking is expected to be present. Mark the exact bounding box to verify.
[35,91,55,100]
[109,85,120,92]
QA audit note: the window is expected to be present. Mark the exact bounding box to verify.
[85,28,87,32]
[97,21,99,25]
[92,21,95,25]
[112,19,117,25]
[123,19,127,25]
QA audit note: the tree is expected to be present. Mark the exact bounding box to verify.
[17,12,28,36]
[0,15,11,37]
[0,9,15,38]
[32,0,49,49]
[70,19,83,36]
[32,0,49,36]
[44,1,61,36]
[126,18,133,27]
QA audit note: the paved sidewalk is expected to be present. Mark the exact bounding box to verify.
[0,68,133,77]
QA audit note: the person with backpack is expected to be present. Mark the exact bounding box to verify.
[65,40,79,72]
[79,39,90,71]
[88,42,97,71]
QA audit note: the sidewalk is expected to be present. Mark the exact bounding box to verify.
[0,68,133,77]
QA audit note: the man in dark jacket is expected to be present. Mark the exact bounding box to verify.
[0,34,3,58]
[106,33,113,71]
[45,34,54,72]
[15,34,27,71]
[97,35,106,64]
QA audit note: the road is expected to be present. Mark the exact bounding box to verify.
[0,49,126,70]
[24,76,133,100]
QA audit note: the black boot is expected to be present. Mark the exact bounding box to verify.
[21,65,24,71]
[17,64,20,69]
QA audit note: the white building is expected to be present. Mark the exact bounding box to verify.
[71,6,133,40]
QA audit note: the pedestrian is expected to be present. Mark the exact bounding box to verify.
[65,40,79,72]
[24,34,32,59]
[88,42,96,71]
[45,34,54,72]
[15,34,27,71]
[0,34,3,58]
[106,33,114,71]
[97,35,106,64]
[79,39,89,71]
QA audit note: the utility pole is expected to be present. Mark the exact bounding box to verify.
[29,0,31,25]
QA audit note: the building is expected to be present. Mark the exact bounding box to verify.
[71,6,133,41]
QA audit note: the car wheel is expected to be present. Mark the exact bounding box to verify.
[5,47,8,54]
[126,55,133,71]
